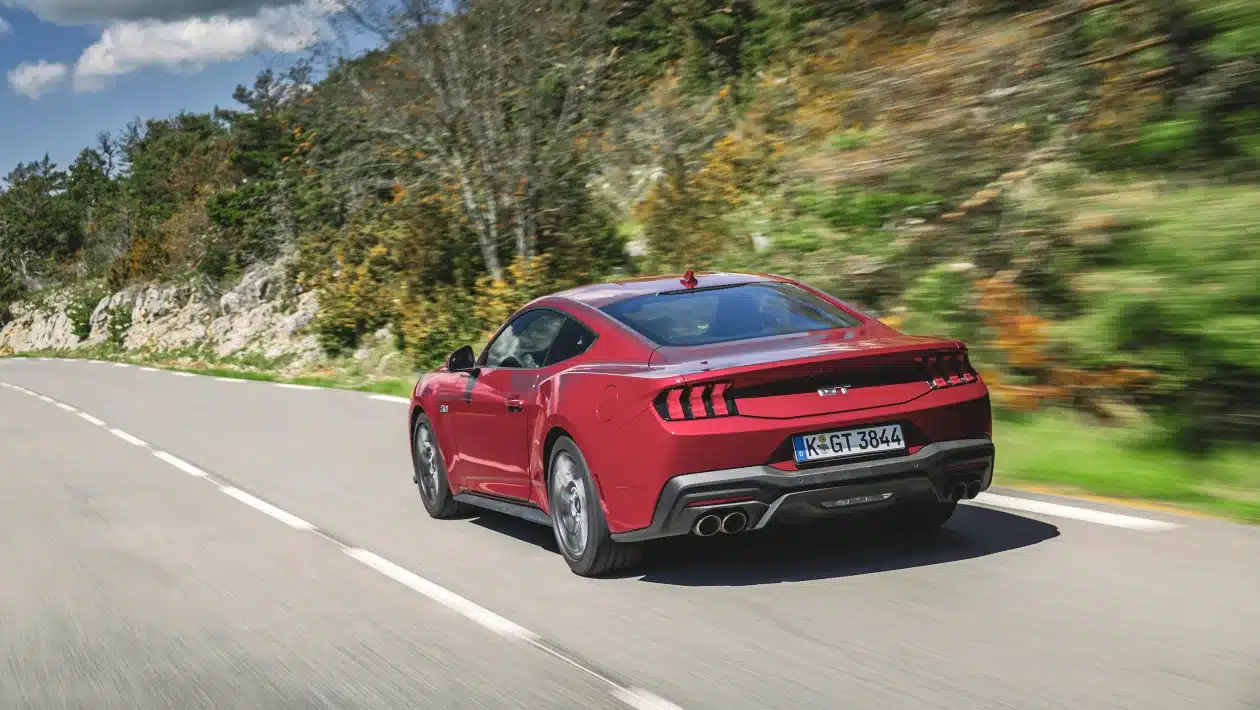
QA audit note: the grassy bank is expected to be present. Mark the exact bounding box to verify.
[5,348,1258,525]
[994,412,1260,524]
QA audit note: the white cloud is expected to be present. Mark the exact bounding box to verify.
[72,0,331,92]
[0,15,12,34]
[5,0,301,24]
[8,60,70,98]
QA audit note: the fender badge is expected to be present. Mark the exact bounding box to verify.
[818,386,850,396]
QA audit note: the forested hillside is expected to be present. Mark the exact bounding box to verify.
[2,0,1258,459]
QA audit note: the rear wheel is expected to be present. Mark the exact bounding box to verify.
[412,414,467,519]
[548,438,642,577]
[881,501,957,532]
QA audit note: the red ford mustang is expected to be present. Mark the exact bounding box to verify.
[408,271,995,577]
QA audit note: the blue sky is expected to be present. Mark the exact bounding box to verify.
[1,1,369,175]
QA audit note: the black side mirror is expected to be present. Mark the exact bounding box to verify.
[447,345,478,374]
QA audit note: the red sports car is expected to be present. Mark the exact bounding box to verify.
[408,271,995,577]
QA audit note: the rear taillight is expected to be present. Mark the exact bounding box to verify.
[654,382,739,421]
[920,352,979,389]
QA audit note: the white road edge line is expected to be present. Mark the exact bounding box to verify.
[345,548,537,640]
[113,362,131,368]
[214,377,244,383]
[611,688,687,710]
[342,547,684,709]
[171,372,196,378]
[971,492,1183,531]
[369,394,410,403]
[109,428,149,448]
[219,486,315,530]
[77,412,105,427]
[55,402,77,413]
[140,366,160,372]
[275,383,319,391]
[153,451,209,478]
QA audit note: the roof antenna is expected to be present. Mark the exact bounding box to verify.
[680,270,699,289]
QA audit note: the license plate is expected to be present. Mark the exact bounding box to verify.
[792,424,906,464]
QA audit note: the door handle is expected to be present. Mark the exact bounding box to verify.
[505,398,524,413]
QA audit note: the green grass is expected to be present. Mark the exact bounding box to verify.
[994,410,1260,523]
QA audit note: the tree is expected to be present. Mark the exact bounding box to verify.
[322,0,623,282]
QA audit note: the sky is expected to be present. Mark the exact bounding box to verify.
[0,0,373,174]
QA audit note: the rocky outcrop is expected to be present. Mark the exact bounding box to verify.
[0,259,322,365]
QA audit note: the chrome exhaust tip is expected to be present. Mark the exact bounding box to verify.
[719,510,748,534]
[949,483,967,503]
[694,514,722,537]
[966,481,982,499]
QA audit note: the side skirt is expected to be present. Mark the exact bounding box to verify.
[454,492,553,527]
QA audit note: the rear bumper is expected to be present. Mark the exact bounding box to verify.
[610,438,995,542]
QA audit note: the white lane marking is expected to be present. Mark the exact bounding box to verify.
[140,367,160,372]
[113,362,131,368]
[77,412,105,426]
[612,688,687,710]
[971,492,1183,531]
[7,383,687,710]
[171,371,196,378]
[214,377,244,383]
[275,383,319,391]
[219,486,315,530]
[369,394,410,404]
[38,395,55,404]
[55,402,77,413]
[154,451,209,478]
[345,548,538,641]
[109,428,149,448]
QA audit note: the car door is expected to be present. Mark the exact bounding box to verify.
[453,309,568,500]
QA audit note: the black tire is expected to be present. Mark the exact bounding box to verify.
[547,437,642,577]
[412,414,468,519]
[881,501,958,532]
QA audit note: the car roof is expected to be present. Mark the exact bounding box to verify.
[554,271,788,309]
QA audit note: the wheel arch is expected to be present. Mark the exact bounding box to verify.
[408,404,426,460]
[541,424,607,503]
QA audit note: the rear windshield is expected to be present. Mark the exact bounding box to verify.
[601,282,862,347]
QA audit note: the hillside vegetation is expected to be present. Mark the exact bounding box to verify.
[2,0,1258,476]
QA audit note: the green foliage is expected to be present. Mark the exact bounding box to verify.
[901,264,982,343]
[2,0,1259,462]
[105,305,132,347]
[68,289,106,340]
[797,187,938,231]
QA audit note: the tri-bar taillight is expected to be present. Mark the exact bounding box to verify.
[920,352,979,389]
[654,382,740,421]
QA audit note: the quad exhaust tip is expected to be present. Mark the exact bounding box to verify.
[694,514,722,537]
[693,510,749,536]
[720,510,748,534]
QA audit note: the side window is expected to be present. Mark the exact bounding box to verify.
[482,310,567,369]
[544,317,597,367]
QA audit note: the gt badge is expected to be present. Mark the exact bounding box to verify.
[818,386,850,396]
[439,405,449,413]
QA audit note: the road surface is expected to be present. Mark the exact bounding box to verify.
[2,357,1258,709]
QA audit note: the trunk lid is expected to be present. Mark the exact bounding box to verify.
[649,327,965,419]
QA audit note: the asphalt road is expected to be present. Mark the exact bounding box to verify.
[2,357,1258,710]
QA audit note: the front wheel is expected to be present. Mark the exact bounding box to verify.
[548,438,642,577]
[412,414,468,519]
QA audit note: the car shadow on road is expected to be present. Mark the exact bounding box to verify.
[465,504,1060,586]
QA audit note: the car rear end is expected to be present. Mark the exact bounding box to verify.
[593,277,995,541]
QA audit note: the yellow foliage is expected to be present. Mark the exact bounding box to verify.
[397,255,554,368]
